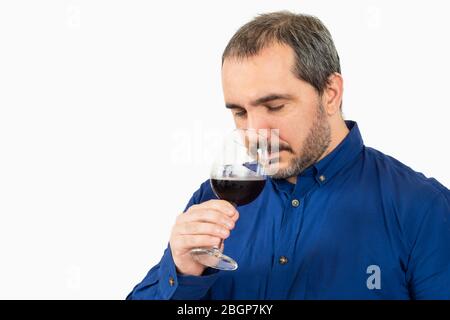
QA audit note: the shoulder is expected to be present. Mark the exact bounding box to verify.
[362,146,449,202]
[360,146,449,249]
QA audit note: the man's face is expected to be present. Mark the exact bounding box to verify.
[221,43,331,179]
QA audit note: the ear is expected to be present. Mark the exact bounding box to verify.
[321,73,343,116]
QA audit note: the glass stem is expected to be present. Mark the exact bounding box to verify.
[213,239,223,251]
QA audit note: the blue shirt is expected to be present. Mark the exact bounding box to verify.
[127,121,450,300]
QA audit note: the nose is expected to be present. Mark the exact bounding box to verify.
[246,111,270,132]
[244,111,279,155]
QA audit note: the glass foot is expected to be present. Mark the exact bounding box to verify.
[190,248,238,271]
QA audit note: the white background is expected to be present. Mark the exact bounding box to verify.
[0,0,449,299]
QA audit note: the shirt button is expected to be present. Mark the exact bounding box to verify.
[279,256,289,265]
[319,175,326,182]
[168,276,175,286]
[291,199,300,207]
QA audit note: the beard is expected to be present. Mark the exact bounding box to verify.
[271,102,331,179]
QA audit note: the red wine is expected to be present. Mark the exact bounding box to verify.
[210,178,266,206]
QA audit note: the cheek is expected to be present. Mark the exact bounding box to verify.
[275,119,299,147]
[277,105,316,152]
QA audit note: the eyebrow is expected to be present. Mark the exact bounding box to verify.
[225,93,294,109]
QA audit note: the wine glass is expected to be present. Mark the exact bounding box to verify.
[190,128,272,271]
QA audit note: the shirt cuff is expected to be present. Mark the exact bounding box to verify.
[157,246,220,300]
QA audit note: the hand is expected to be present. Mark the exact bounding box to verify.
[169,199,239,276]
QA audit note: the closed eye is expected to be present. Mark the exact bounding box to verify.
[234,109,247,118]
[232,105,284,118]
[267,105,284,112]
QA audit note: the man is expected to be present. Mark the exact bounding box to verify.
[127,11,450,299]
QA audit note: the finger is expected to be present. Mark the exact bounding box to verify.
[230,209,239,222]
[179,222,230,239]
[177,234,222,250]
[201,200,238,217]
[180,208,235,229]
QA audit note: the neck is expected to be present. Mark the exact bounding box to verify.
[287,118,350,184]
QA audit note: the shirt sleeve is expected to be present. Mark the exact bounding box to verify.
[406,189,450,299]
[126,180,220,300]
[126,245,220,300]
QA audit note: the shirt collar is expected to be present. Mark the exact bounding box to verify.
[271,120,364,190]
[312,120,363,186]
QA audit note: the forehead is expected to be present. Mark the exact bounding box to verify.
[222,44,301,100]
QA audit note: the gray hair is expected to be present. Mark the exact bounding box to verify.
[222,11,341,98]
